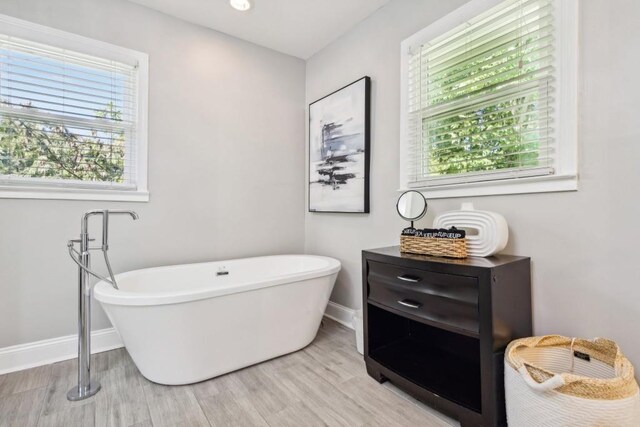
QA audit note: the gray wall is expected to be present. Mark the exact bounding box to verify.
[3,0,640,375]
[306,0,640,370]
[0,0,306,347]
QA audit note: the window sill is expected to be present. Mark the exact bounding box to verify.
[400,174,577,199]
[0,186,149,202]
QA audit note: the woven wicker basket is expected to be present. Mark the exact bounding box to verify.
[400,235,467,258]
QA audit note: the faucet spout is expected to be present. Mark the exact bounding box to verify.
[108,210,139,220]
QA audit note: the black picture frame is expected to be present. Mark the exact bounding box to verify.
[308,76,371,213]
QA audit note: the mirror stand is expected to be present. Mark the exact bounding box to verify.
[396,190,428,227]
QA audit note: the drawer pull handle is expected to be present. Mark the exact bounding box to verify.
[397,275,421,283]
[397,299,422,309]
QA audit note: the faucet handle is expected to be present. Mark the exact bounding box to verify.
[68,238,95,244]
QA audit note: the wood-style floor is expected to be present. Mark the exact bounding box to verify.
[0,319,458,427]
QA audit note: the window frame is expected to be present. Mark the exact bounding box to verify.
[399,0,578,199]
[0,14,149,202]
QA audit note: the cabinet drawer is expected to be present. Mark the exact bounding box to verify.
[367,261,479,335]
[367,261,478,305]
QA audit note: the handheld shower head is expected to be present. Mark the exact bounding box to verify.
[99,210,140,290]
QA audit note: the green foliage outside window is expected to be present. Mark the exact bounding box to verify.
[0,102,126,183]
[424,35,546,177]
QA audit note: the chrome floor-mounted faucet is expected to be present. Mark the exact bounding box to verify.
[66,210,138,401]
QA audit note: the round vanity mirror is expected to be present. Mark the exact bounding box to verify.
[396,191,428,225]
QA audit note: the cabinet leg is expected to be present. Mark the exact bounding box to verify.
[366,365,386,383]
[458,413,477,427]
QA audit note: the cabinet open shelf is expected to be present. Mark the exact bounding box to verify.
[367,303,482,413]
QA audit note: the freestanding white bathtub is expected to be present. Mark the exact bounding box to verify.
[94,255,340,385]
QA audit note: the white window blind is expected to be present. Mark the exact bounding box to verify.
[406,0,556,188]
[0,34,139,190]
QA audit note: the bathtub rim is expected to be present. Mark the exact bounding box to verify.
[93,254,340,307]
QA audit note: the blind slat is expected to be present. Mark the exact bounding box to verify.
[424,61,554,109]
[409,23,553,79]
[1,78,136,104]
[0,35,136,72]
[2,101,132,122]
[426,38,554,88]
[407,142,555,161]
[0,58,136,89]
[0,174,136,190]
[0,68,135,97]
[0,51,136,81]
[421,106,553,138]
[0,105,135,131]
[407,166,554,188]
[2,95,132,119]
[424,0,552,58]
[414,126,553,155]
[414,77,554,120]
[1,129,129,144]
[0,85,136,110]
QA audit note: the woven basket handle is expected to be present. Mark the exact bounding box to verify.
[518,366,566,392]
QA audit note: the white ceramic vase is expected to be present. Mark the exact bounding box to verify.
[433,203,508,257]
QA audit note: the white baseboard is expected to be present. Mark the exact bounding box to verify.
[324,301,356,330]
[0,303,354,375]
[0,328,123,375]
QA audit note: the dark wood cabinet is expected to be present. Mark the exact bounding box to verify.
[362,246,532,427]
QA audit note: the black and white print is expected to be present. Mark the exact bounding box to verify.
[308,77,370,213]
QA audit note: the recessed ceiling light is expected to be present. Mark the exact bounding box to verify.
[230,0,252,11]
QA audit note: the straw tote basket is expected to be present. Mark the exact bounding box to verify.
[505,335,640,427]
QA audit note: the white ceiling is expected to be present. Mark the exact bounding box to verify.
[127,0,391,59]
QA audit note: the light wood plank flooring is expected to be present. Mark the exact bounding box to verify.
[0,319,458,427]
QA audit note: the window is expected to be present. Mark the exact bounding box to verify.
[0,14,148,201]
[400,0,577,198]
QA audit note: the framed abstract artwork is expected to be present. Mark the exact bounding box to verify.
[308,76,371,213]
